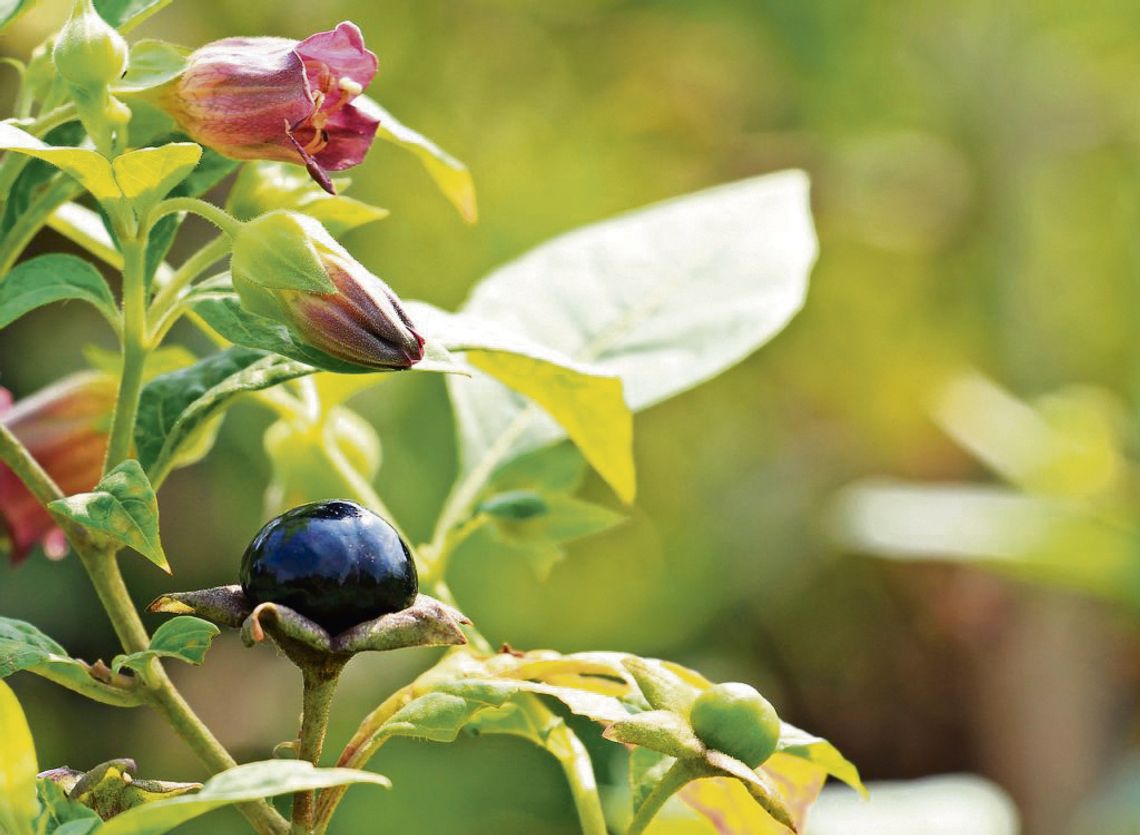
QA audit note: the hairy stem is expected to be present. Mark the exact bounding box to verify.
[626,759,698,835]
[293,664,344,833]
[147,234,232,338]
[150,196,243,238]
[102,236,149,472]
[517,696,610,835]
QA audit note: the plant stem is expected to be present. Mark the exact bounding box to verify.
[293,664,345,833]
[147,234,232,337]
[0,422,64,507]
[74,544,289,834]
[626,760,698,835]
[517,696,610,835]
[102,236,149,472]
[150,197,243,238]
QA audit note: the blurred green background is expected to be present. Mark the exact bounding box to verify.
[3,1,1140,833]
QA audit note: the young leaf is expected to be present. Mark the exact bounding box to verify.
[94,0,169,30]
[359,96,476,223]
[47,460,168,572]
[111,143,202,220]
[0,680,38,835]
[135,348,313,480]
[111,616,220,674]
[97,761,390,835]
[447,171,815,496]
[0,254,118,330]
[603,710,704,759]
[115,40,188,92]
[622,657,701,714]
[0,123,121,203]
[0,618,144,708]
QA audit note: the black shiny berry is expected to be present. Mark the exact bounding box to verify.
[239,500,418,635]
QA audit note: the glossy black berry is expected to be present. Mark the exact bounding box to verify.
[239,500,418,635]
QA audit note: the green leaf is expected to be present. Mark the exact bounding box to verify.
[111,616,219,674]
[381,692,493,743]
[98,761,390,835]
[622,657,701,714]
[776,723,866,797]
[0,617,145,708]
[407,301,634,501]
[135,347,312,480]
[35,779,101,834]
[0,123,120,202]
[115,40,187,92]
[0,0,31,31]
[227,162,388,236]
[361,96,476,223]
[0,254,117,330]
[48,460,168,572]
[629,748,674,813]
[193,291,464,376]
[0,122,85,242]
[490,444,587,494]
[478,490,549,520]
[0,617,66,678]
[479,493,626,579]
[94,0,170,30]
[112,143,201,220]
[604,710,704,759]
[0,680,38,835]
[446,171,815,499]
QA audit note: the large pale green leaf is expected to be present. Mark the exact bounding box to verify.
[0,123,120,202]
[0,618,144,708]
[834,479,1140,604]
[360,96,476,223]
[0,254,117,329]
[407,301,634,501]
[48,460,168,572]
[98,761,389,835]
[0,680,38,835]
[134,347,312,480]
[111,143,201,220]
[446,171,815,500]
[0,0,30,29]
[111,616,219,675]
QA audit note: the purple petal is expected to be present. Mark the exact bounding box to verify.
[313,103,380,171]
[296,21,378,108]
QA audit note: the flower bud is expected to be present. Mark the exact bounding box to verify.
[231,211,424,370]
[52,0,129,91]
[0,373,115,563]
[159,22,379,194]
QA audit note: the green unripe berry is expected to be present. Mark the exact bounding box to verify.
[689,682,781,768]
[53,0,129,90]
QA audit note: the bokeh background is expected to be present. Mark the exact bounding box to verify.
[3,1,1139,833]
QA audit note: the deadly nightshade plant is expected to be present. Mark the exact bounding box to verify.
[0,3,863,835]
